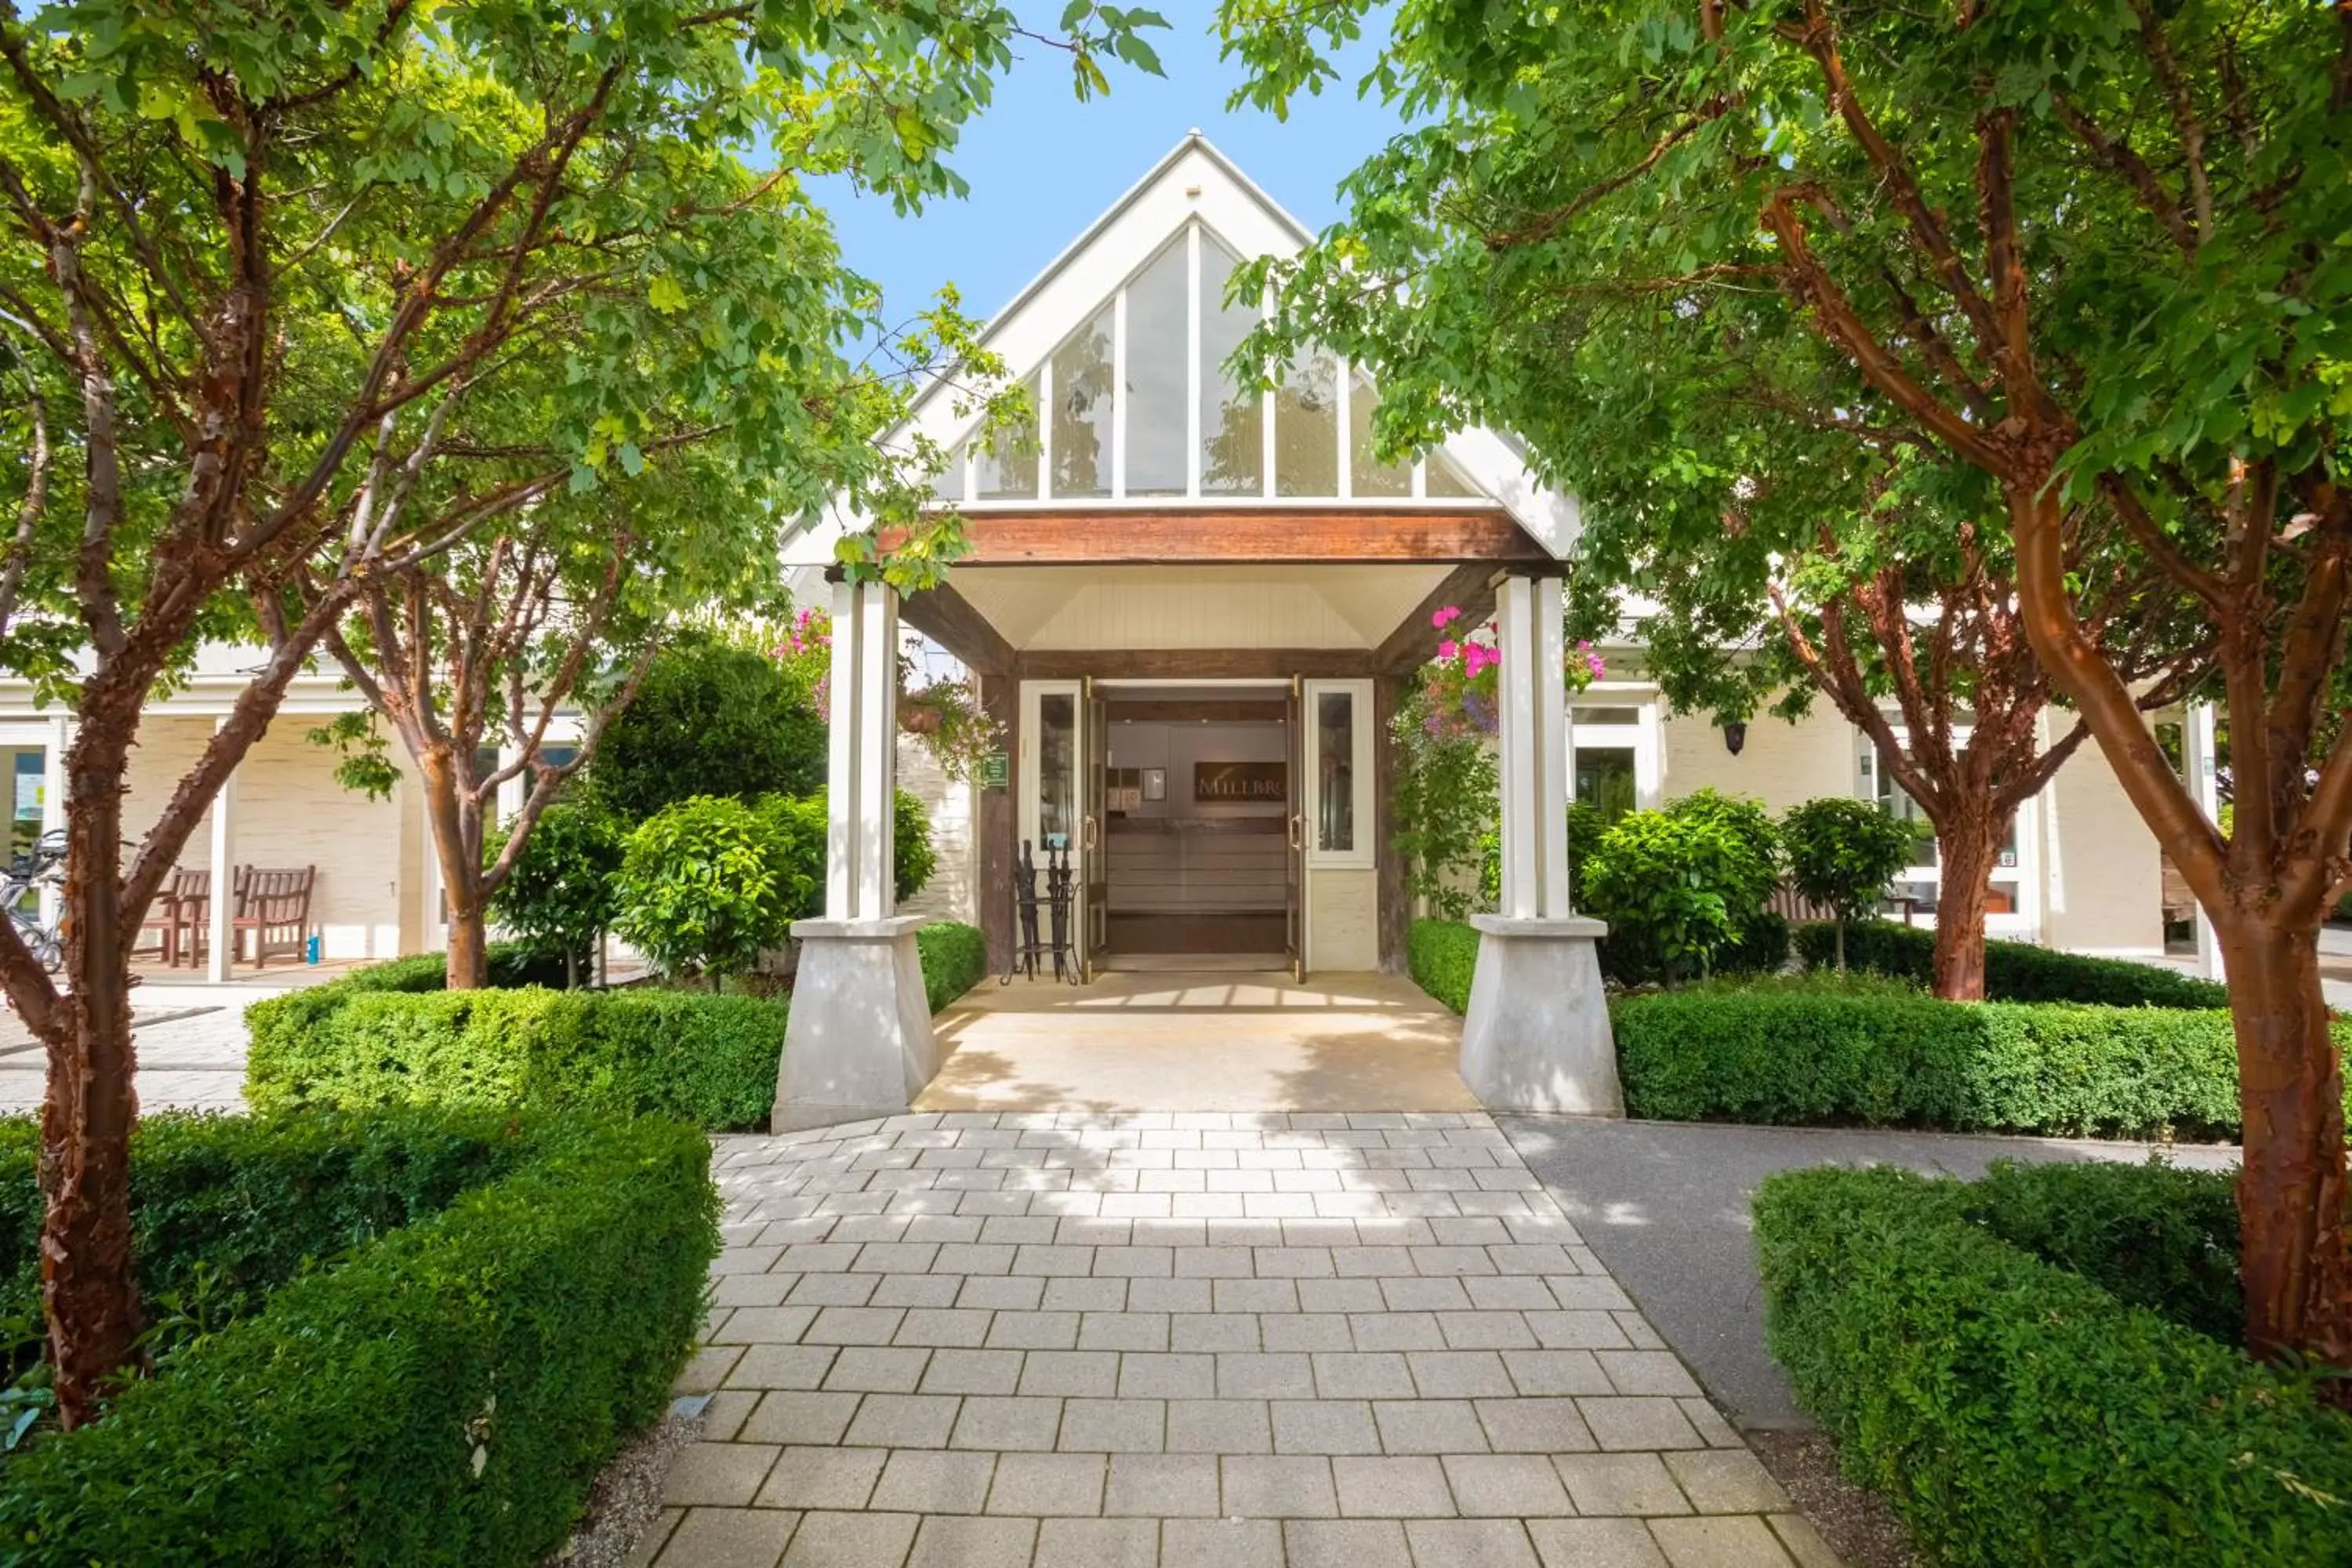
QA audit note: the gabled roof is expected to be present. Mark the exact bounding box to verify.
[785,132,1582,566]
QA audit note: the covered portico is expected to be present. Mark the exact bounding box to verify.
[776,136,1618,1126]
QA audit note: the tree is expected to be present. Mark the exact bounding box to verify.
[0,0,1165,1427]
[1780,797,1918,971]
[614,794,816,985]
[487,801,628,988]
[1220,0,2350,1370]
[1582,790,1780,985]
[586,639,827,823]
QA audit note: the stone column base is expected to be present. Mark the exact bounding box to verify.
[776,916,939,1131]
[1458,913,1623,1116]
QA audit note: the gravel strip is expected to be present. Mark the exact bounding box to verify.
[544,1402,704,1568]
[1748,1428,1912,1568]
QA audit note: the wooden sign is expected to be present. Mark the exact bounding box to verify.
[1195,760,1287,802]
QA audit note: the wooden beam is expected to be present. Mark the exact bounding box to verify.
[1016,648,1374,681]
[901,581,1015,675]
[944,507,1547,565]
[1377,563,1501,673]
[1374,670,1411,976]
[1105,699,1287,724]
[977,671,1017,976]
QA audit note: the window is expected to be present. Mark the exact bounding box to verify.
[1124,239,1189,496]
[1305,680,1374,866]
[1426,452,1481,497]
[1051,308,1115,498]
[931,441,967,503]
[1199,236,1263,496]
[1348,368,1412,498]
[1859,739,2026,920]
[1274,350,1341,497]
[1570,701,1659,822]
[1037,692,1078,852]
[975,374,1040,499]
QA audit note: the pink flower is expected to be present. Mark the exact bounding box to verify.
[1437,638,1458,660]
[1432,605,1462,629]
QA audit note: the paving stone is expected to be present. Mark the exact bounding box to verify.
[950,1396,1066,1451]
[894,1308,993,1348]
[1019,1349,1122,1398]
[843,1393,961,1449]
[662,1442,779,1507]
[1597,1350,1704,1398]
[1165,1398,1272,1454]
[988,1451,1106,1515]
[1647,1515,1797,1567]
[1577,1396,1706,1451]
[1105,1454,1221,1517]
[1034,1516,1158,1568]
[1406,1350,1514,1399]
[1523,1310,1633,1350]
[1080,1311,1171,1351]
[1552,1454,1693,1517]
[1664,1450,1791,1512]
[1269,1399,1381,1455]
[710,1306,822,1345]
[755,1446,885,1512]
[1769,1513,1843,1568]
[1347,1311,1446,1352]
[776,1509,918,1568]
[1044,1276,1129,1312]
[1171,1312,1261,1353]
[1220,1454,1338,1518]
[1119,1352,1218,1399]
[1162,1518,1283,1568]
[1526,1519,1669,1568]
[1059,1396,1167,1452]
[918,1347,1025,1396]
[869,1450,996,1514]
[652,1506,799,1568]
[820,1346,931,1394]
[622,1507,681,1568]
[1311,1351,1416,1399]
[905,1515,1037,1568]
[1283,1519,1412,1568]
[740,1392,860,1446]
[1406,1519,1542,1568]
[1259,1312,1353,1352]
[677,1345,746,1392]
[1678,1398,1744,1449]
[1217,1352,1315,1399]
[1371,1399,1488,1454]
[1501,1350,1612,1397]
[1439,1453,1575,1517]
[701,1390,761,1443]
[985,1310,1079,1350]
[1330,1455,1454,1518]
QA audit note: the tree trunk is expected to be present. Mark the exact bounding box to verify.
[2219,917,2352,1370]
[1928,803,1998,1001]
[41,721,142,1428]
[420,748,490,990]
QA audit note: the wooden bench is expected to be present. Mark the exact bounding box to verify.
[136,868,209,967]
[234,866,316,967]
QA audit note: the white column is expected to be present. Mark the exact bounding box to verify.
[825,576,898,922]
[2186,700,2223,980]
[1494,575,1573,919]
[207,718,237,983]
[495,746,525,826]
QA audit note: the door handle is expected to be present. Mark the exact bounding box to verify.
[1083,815,1098,851]
[1288,813,1303,851]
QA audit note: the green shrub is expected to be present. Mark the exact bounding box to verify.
[1716,909,1790,977]
[916,921,988,1012]
[486,802,628,985]
[1613,975,2352,1138]
[583,637,826,820]
[245,943,560,1066]
[614,795,811,982]
[1795,918,2230,1007]
[1963,1158,2243,1345]
[1583,789,1780,982]
[0,1113,717,1566]
[1779,797,1919,969]
[1754,1165,2352,1566]
[248,988,786,1131]
[1409,918,1481,1013]
[895,788,937,905]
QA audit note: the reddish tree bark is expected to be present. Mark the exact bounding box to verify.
[1929,806,1998,1002]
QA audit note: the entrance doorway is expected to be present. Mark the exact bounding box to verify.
[1096,687,1296,971]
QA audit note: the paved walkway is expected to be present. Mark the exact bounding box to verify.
[1501,1116,2241,1430]
[641,1112,1838,1568]
[922,973,1477,1116]
[0,994,249,1112]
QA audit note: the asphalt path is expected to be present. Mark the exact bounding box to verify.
[1497,1116,2240,1430]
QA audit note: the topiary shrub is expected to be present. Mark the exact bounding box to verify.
[247,987,786,1131]
[1779,797,1920,971]
[916,921,988,1012]
[1794,918,2231,1007]
[1612,975,2352,1138]
[0,1112,717,1567]
[1409,918,1481,1013]
[1582,789,1780,983]
[583,637,826,821]
[1754,1164,2352,1567]
[614,795,811,983]
[486,801,628,987]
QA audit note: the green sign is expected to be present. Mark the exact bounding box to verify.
[981,750,1010,790]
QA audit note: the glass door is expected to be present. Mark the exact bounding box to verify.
[1021,681,1084,982]
[1286,677,1305,981]
[1083,678,1109,981]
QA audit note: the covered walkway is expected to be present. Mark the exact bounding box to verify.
[917,972,1477,1116]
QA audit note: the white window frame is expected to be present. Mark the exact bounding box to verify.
[1569,688,1663,812]
[1304,677,1375,869]
[1857,728,2042,938]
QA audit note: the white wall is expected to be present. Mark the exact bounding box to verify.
[898,734,976,924]
[1660,702,1853,811]
[2041,727,2165,954]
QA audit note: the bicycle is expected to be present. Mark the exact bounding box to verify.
[2,829,67,975]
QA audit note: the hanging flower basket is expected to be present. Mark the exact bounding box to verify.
[898,695,946,735]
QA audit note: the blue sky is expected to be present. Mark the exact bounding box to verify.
[819,8,1406,334]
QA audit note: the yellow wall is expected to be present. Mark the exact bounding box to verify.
[2041,724,2165,953]
[1660,702,1853,810]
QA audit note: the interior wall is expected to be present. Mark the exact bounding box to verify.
[1106,720,1288,819]
[1104,717,1288,919]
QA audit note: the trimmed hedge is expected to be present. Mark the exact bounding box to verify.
[0,1112,718,1566]
[1613,977,2352,1139]
[916,921,988,1013]
[1795,918,2230,1008]
[1755,1164,2352,1566]
[1410,918,1480,1013]
[248,987,786,1130]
